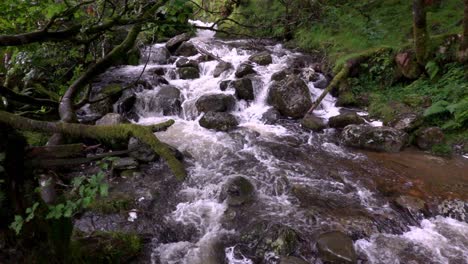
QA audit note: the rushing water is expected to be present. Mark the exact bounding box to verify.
[87,21,468,264]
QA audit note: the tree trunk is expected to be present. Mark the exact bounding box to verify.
[413,0,429,65]
[0,111,186,180]
[459,0,468,62]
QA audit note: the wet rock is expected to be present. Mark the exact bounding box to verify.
[166,33,191,52]
[219,80,232,91]
[174,41,198,57]
[314,77,328,89]
[279,256,309,264]
[416,127,444,150]
[316,231,357,264]
[155,85,182,115]
[152,67,166,76]
[220,176,255,206]
[175,57,199,68]
[114,92,137,120]
[261,108,281,124]
[213,61,233,77]
[120,169,142,178]
[177,67,200,79]
[149,75,169,87]
[395,195,426,214]
[195,94,236,113]
[197,54,216,62]
[328,113,365,129]
[267,75,312,118]
[112,157,138,170]
[148,46,170,64]
[387,113,423,132]
[249,51,272,65]
[231,78,254,101]
[235,63,257,78]
[271,69,301,82]
[89,98,113,118]
[199,111,239,131]
[341,125,408,152]
[301,113,326,132]
[95,113,129,126]
[128,137,157,163]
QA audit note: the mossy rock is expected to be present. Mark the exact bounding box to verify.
[88,192,135,214]
[21,131,49,146]
[336,91,358,107]
[71,231,142,263]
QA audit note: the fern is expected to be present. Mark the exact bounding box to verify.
[425,61,440,80]
[424,100,449,117]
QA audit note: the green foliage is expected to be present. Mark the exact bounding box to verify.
[21,131,49,146]
[424,100,450,117]
[431,143,452,156]
[425,61,440,80]
[10,202,39,235]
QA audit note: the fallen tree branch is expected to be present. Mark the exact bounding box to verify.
[0,85,59,108]
[0,110,186,180]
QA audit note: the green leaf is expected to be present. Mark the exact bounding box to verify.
[424,100,449,117]
[99,184,109,197]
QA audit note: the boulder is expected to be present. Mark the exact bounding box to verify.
[196,54,216,63]
[248,51,272,65]
[313,77,328,89]
[316,231,357,264]
[220,176,255,206]
[150,75,169,87]
[112,157,138,170]
[235,63,256,78]
[128,137,157,163]
[176,57,199,68]
[166,33,191,52]
[279,256,309,264]
[267,75,312,118]
[89,98,113,118]
[114,92,137,120]
[328,113,365,129]
[271,69,301,82]
[231,78,254,101]
[196,94,236,113]
[95,113,129,126]
[148,46,170,64]
[387,112,423,132]
[342,125,408,152]
[153,67,166,76]
[213,61,233,77]
[395,52,422,79]
[143,85,182,116]
[174,41,198,57]
[219,80,232,91]
[395,195,426,214]
[178,67,200,79]
[416,127,444,150]
[301,113,326,132]
[261,108,281,125]
[199,111,239,131]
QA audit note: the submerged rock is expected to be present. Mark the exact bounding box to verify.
[166,33,191,52]
[231,78,254,101]
[213,61,233,77]
[220,176,255,206]
[341,125,408,152]
[199,111,239,131]
[301,113,326,132]
[219,80,232,91]
[261,108,281,124]
[144,85,182,116]
[196,94,236,113]
[316,231,357,264]
[95,113,129,126]
[235,63,257,78]
[178,67,200,79]
[416,127,444,150]
[174,41,198,57]
[328,113,365,129]
[249,51,272,65]
[176,57,199,68]
[268,75,312,118]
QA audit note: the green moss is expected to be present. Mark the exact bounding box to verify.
[88,192,134,214]
[431,143,452,156]
[21,131,49,146]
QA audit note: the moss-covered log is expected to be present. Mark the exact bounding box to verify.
[0,111,186,180]
[413,0,429,65]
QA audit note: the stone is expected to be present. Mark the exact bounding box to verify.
[267,75,312,118]
[220,176,255,206]
[261,108,281,125]
[153,67,166,76]
[176,57,199,68]
[148,46,170,64]
[95,113,129,126]
[196,94,236,113]
[128,137,157,163]
[395,195,426,214]
[166,33,191,52]
[147,85,182,116]
[395,52,422,80]
[387,112,423,132]
[199,111,239,131]
[231,78,254,101]
[89,98,113,118]
[316,231,357,264]
[114,92,137,120]
[301,113,326,132]
[150,75,169,87]
[271,69,301,82]
[416,127,444,150]
[248,51,272,65]
[213,61,233,77]
[342,125,409,152]
[328,113,365,129]
[279,256,309,264]
[112,157,138,170]
[219,80,232,91]
[235,63,257,78]
[174,41,198,57]
[178,67,200,79]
